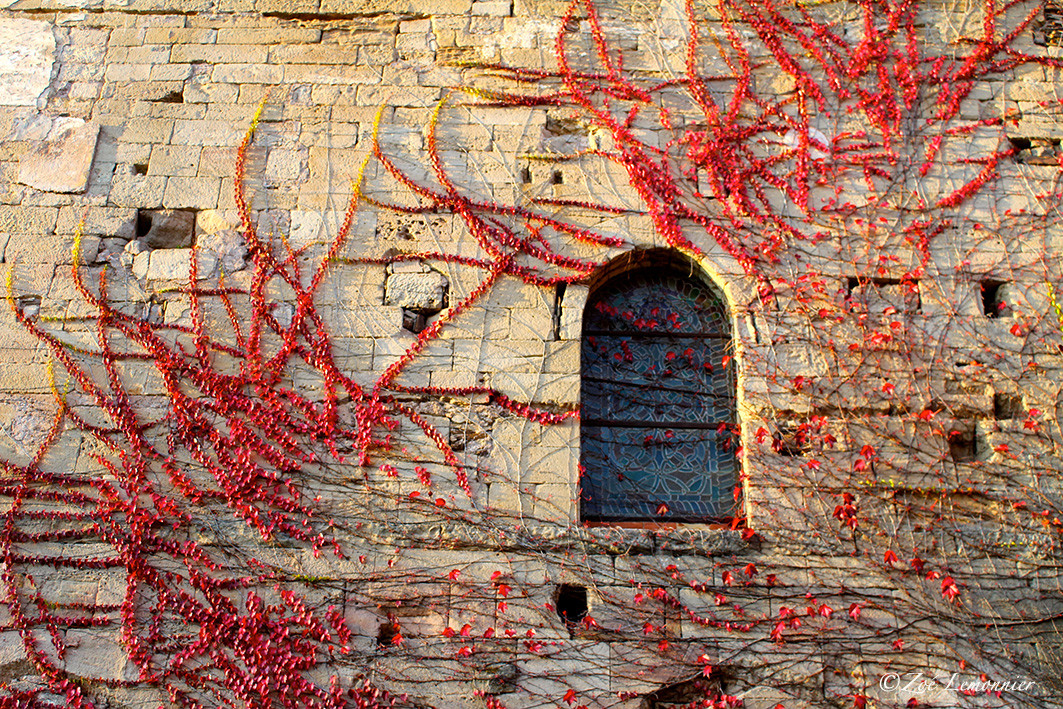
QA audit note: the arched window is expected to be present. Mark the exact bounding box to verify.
[580,253,738,523]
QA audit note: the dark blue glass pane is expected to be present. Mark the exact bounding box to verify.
[584,272,729,335]
[582,334,733,423]
[580,265,737,522]
[580,426,737,520]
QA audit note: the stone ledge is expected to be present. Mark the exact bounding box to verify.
[355,519,750,556]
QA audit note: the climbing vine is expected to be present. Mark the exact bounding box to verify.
[2,0,1063,707]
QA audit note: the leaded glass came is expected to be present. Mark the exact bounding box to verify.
[580,266,737,522]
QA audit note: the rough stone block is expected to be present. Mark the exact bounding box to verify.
[107,28,143,46]
[217,27,322,44]
[385,270,449,312]
[104,63,151,82]
[162,176,220,209]
[142,27,217,44]
[283,64,383,86]
[118,118,174,144]
[268,45,361,65]
[265,148,308,185]
[148,144,200,177]
[196,229,247,273]
[472,0,512,15]
[196,147,241,178]
[6,231,98,266]
[0,206,58,235]
[211,63,284,84]
[171,44,268,64]
[57,206,137,239]
[110,173,167,208]
[17,119,100,194]
[62,629,134,681]
[0,18,55,107]
[149,63,194,81]
[171,119,244,146]
[144,248,218,281]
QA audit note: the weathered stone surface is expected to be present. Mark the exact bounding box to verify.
[0,206,57,235]
[121,238,149,271]
[196,229,247,273]
[63,629,133,681]
[195,209,238,236]
[57,206,137,240]
[385,269,449,311]
[265,147,308,185]
[141,209,195,249]
[0,18,55,107]
[109,173,166,208]
[0,395,55,460]
[4,231,99,265]
[131,249,150,280]
[144,248,217,281]
[17,118,100,194]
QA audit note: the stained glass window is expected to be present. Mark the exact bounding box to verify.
[580,263,737,523]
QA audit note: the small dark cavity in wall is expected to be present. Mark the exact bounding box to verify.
[647,675,726,709]
[773,418,813,456]
[993,393,1024,420]
[133,163,149,176]
[981,280,1006,318]
[554,584,588,626]
[136,210,153,238]
[402,308,427,334]
[1008,136,1062,165]
[154,89,184,104]
[551,282,567,341]
[376,619,401,647]
[948,423,977,463]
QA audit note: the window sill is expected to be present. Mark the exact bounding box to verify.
[366,519,751,556]
[578,524,749,556]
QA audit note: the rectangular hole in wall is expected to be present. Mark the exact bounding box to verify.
[948,423,977,463]
[993,393,1024,420]
[773,420,812,456]
[981,280,1005,318]
[551,282,567,340]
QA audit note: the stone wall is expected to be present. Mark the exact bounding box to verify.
[0,0,1062,707]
